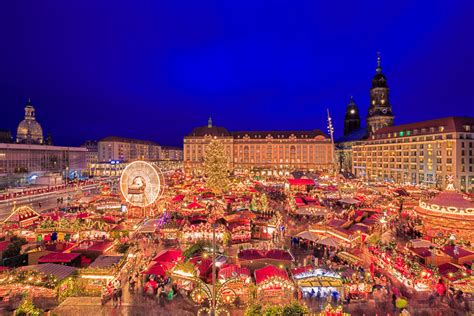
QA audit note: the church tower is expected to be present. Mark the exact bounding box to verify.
[343,96,360,136]
[366,53,394,134]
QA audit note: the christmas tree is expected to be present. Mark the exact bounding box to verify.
[203,139,229,194]
[259,193,269,212]
[250,194,258,211]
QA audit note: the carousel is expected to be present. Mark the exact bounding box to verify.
[415,178,474,243]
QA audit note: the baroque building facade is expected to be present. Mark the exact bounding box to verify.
[98,136,161,163]
[184,118,333,175]
[352,117,474,192]
[336,54,473,192]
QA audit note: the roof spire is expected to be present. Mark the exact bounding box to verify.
[208,116,213,128]
[376,52,382,73]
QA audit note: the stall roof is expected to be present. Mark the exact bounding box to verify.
[438,262,463,278]
[218,265,250,280]
[89,255,123,269]
[20,263,77,281]
[87,241,115,253]
[254,265,289,284]
[144,262,169,276]
[187,200,205,209]
[265,249,294,261]
[238,249,293,262]
[338,198,361,205]
[441,246,473,259]
[189,257,213,277]
[172,194,185,202]
[0,241,10,252]
[296,231,320,242]
[44,242,76,252]
[153,249,183,263]
[38,252,80,263]
[291,265,314,276]
[238,249,265,260]
[288,179,315,186]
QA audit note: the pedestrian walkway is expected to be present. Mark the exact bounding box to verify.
[54,295,196,316]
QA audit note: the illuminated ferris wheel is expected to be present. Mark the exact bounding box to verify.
[119,161,164,208]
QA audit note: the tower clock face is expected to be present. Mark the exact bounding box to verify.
[369,109,373,115]
[382,108,387,114]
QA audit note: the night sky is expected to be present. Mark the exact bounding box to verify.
[0,1,473,147]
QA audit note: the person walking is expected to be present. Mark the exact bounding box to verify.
[391,293,397,312]
[112,288,118,307]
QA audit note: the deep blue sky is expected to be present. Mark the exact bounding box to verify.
[0,1,473,147]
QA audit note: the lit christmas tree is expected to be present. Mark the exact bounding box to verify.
[203,139,229,194]
[259,193,269,212]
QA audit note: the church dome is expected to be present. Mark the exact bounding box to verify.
[16,100,44,144]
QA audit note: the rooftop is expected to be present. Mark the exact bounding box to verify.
[232,130,328,139]
[372,116,474,139]
[186,122,328,139]
[99,136,159,146]
[254,265,290,284]
[20,263,77,281]
[89,255,123,269]
[426,190,474,210]
[38,252,80,263]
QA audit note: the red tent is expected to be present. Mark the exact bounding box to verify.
[254,265,290,284]
[218,264,250,281]
[287,179,315,186]
[0,241,10,252]
[144,262,171,276]
[189,256,213,278]
[172,194,185,202]
[153,249,184,263]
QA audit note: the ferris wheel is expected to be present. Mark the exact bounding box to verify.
[119,161,164,207]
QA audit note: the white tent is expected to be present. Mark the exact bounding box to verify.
[317,236,340,248]
[296,231,320,242]
[296,208,312,215]
[338,198,361,205]
[409,239,433,248]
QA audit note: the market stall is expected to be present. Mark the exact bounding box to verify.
[238,249,294,270]
[218,264,252,303]
[182,223,225,243]
[79,255,124,293]
[291,266,344,299]
[254,265,295,304]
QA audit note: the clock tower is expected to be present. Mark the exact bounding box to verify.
[367,53,394,134]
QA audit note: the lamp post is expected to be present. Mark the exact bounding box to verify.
[211,220,217,315]
[327,109,341,198]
